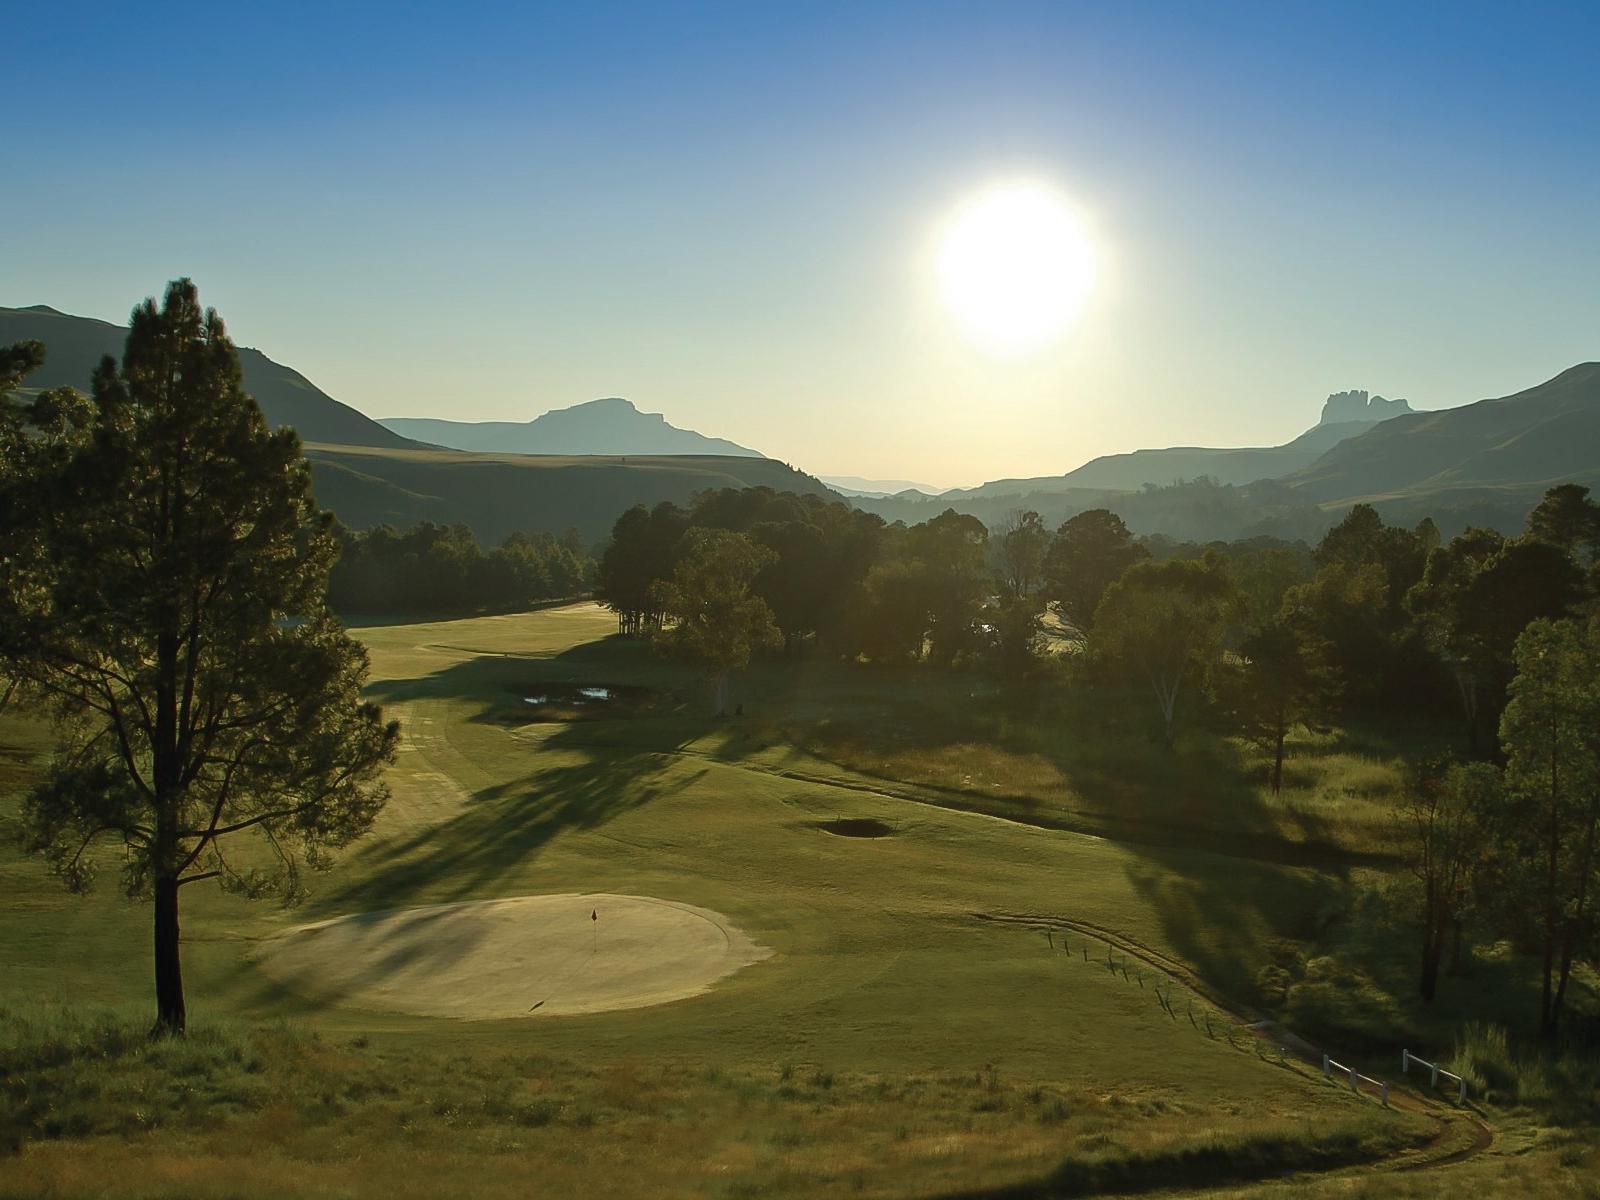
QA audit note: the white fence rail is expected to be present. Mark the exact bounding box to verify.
[1322,1054,1389,1107]
[1402,1049,1468,1103]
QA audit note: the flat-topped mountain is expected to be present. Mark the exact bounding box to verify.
[1318,389,1413,426]
[1288,362,1600,506]
[0,304,416,449]
[380,398,762,458]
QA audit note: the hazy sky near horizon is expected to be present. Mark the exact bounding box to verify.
[8,2,1598,487]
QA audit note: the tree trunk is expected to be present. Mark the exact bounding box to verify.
[1552,799,1600,1036]
[1446,916,1465,976]
[1455,669,1479,756]
[1271,724,1285,796]
[152,874,185,1036]
[1419,932,1441,1004]
[1153,675,1179,747]
[1419,874,1441,1004]
[1540,721,1560,1039]
[714,672,729,716]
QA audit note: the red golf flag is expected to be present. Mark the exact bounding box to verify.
[591,909,597,922]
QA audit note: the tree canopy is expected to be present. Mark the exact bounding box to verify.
[651,528,782,713]
[1089,556,1237,744]
[1042,508,1147,631]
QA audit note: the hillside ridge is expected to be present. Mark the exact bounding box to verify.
[0,303,416,450]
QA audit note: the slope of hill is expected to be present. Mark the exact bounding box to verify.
[304,444,835,545]
[0,304,417,449]
[1288,363,1600,504]
[379,398,761,457]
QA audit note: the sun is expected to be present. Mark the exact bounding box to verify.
[937,182,1097,356]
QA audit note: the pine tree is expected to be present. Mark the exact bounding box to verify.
[0,281,398,1035]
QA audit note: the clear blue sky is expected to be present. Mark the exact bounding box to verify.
[8,1,1598,486]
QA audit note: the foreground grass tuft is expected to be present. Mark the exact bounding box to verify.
[0,1004,1419,1198]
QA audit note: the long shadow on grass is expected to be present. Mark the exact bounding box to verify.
[781,675,1390,869]
[924,1123,1405,1199]
[314,748,705,916]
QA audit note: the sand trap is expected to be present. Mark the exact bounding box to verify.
[254,893,771,1019]
[818,818,894,838]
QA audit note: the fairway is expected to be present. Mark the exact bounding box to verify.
[0,603,1528,1197]
[255,893,771,1018]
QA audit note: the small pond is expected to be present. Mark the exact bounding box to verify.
[507,683,654,722]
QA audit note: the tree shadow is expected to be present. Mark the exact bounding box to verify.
[765,670,1383,868]
[314,747,705,916]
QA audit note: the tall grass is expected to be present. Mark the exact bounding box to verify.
[0,1003,278,1151]
[1449,1021,1600,1113]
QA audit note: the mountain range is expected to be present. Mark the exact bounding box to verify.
[0,304,818,543]
[5,301,1595,546]
[948,390,1415,497]
[855,367,1599,540]
[1285,363,1600,526]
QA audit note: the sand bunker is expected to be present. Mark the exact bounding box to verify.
[254,893,770,1019]
[817,818,894,838]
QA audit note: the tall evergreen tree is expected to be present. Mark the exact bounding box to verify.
[0,281,398,1035]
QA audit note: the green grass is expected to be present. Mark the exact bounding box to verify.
[0,603,1594,1196]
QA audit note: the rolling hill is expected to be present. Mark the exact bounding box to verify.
[379,398,762,457]
[303,443,835,545]
[0,304,416,449]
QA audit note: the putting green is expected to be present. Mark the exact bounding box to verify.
[254,893,771,1019]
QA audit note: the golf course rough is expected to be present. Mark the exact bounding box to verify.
[254,893,772,1019]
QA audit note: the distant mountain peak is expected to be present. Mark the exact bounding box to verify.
[1319,389,1413,426]
[379,397,762,458]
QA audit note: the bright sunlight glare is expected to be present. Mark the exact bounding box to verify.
[937,182,1098,357]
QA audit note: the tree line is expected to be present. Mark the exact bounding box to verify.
[596,485,1599,749]
[326,522,592,617]
[598,482,1600,1038]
